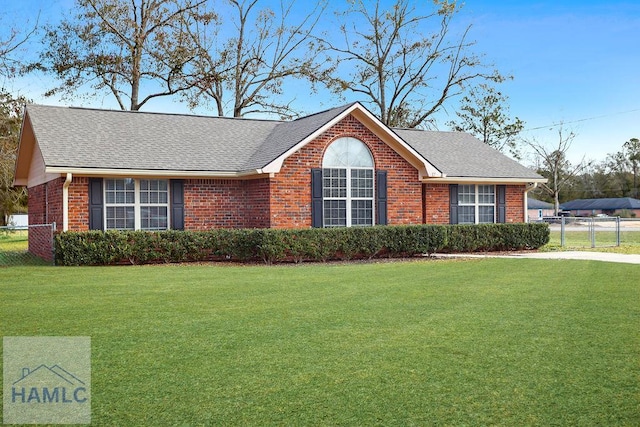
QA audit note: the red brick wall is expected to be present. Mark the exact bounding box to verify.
[182,178,271,229]
[27,178,64,260]
[506,185,525,223]
[244,178,271,228]
[69,177,90,230]
[184,179,246,229]
[269,114,423,228]
[28,178,63,227]
[423,183,450,224]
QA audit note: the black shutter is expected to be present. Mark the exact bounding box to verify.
[311,169,323,228]
[497,185,506,223]
[171,179,185,230]
[449,184,459,224]
[376,170,388,225]
[88,178,104,230]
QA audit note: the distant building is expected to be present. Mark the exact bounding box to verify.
[528,197,555,220]
[560,197,640,217]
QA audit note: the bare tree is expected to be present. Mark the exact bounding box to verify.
[0,13,39,78]
[34,0,207,110]
[316,0,502,128]
[0,90,28,225]
[184,0,325,118]
[527,127,590,215]
[447,83,524,159]
[622,137,640,198]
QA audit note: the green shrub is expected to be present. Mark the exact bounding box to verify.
[54,223,549,266]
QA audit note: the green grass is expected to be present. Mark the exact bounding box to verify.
[1,259,639,425]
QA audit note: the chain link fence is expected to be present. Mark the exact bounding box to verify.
[0,223,56,267]
[540,217,640,249]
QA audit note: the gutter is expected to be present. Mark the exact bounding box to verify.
[62,173,72,231]
[523,182,538,223]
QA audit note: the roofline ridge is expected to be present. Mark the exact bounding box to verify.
[290,102,359,122]
[29,103,285,123]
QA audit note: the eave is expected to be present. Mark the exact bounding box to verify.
[43,166,269,180]
[422,176,548,184]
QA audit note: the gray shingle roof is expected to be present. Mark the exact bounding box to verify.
[394,128,542,179]
[27,104,280,172]
[25,103,543,181]
[244,104,354,169]
[561,197,640,210]
[528,197,554,209]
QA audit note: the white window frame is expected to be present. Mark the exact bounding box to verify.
[322,137,375,228]
[104,178,170,231]
[323,167,375,227]
[458,184,496,224]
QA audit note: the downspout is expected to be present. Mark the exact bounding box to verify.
[62,173,72,231]
[523,182,538,223]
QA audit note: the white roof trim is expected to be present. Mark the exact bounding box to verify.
[44,166,264,179]
[422,176,548,184]
[261,103,443,177]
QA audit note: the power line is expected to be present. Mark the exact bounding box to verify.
[524,108,640,132]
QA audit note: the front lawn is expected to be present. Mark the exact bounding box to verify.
[1,259,638,425]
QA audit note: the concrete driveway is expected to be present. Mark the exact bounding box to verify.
[436,251,640,265]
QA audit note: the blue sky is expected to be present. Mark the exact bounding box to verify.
[2,0,639,164]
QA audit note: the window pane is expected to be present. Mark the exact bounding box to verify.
[478,185,495,204]
[140,179,168,206]
[323,200,346,227]
[351,200,373,226]
[458,206,475,224]
[458,185,475,204]
[105,179,135,205]
[322,137,374,168]
[351,169,374,198]
[323,169,347,198]
[141,206,168,230]
[106,206,135,230]
[478,206,495,223]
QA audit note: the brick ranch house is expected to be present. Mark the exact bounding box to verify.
[14,102,545,259]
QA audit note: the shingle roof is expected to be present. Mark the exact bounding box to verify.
[23,103,543,181]
[561,197,640,211]
[528,197,554,209]
[394,128,542,179]
[27,104,280,172]
[244,104,354,169]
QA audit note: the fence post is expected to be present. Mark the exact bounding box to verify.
[561,216,565,247]
[616,216,621,247]
[51,222,57,265]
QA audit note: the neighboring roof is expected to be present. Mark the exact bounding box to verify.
[527,197,554,209]
[16,103,545,183]
[561,197,640,211]
[395,128,542,180]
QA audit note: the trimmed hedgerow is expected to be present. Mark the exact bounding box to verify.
[54,223,549,266]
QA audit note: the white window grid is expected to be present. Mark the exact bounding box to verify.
[458,184,496,224]
[104,179,170,231]
[323,167,374,227]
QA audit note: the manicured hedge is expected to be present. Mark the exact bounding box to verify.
[54,223,549,266]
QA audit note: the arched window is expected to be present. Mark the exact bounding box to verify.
[321,137,375,227]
